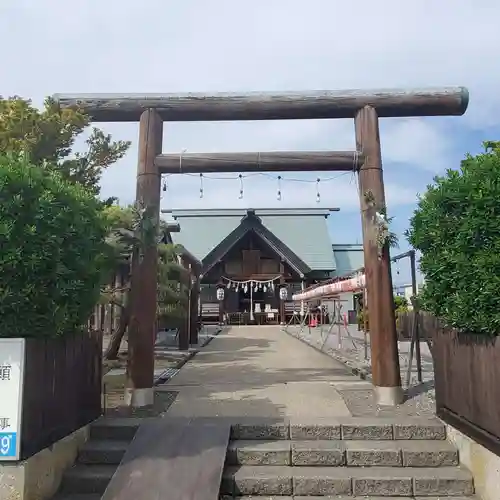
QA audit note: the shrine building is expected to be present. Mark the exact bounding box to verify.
[165,208,364,325]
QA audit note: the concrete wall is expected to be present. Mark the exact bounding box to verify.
[0,425,89,500]
[447,424,500,500]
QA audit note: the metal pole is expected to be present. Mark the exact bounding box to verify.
[404,250,423,385]
[411,251,423,382]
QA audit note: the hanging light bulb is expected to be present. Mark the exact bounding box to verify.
[226,281,231,289]
[277,175,282,201]
[238,174,244,199]
[199,173,204,199]
[316,178,321,203]
[244,284,248,293]
[271,282,275,291]
[263,284,267,292]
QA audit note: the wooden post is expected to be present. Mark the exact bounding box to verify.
[179,257,190,351]
[354,105,403,406]
[219,293,225,325]
[178,322,189,351]
[189,276,200,345]
[126,109,163,407]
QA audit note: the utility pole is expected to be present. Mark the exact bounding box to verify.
[355,105,403,406]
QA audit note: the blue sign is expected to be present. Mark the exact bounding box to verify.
[0,433,17,458]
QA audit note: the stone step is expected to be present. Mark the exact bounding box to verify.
[78,439,129,464]
[221,497,478,500]
[290,417,446,441]
[227,439,458,467]
[229,417,446,441]
[221,465,474,497]
[59,464,117,494]
[53,495,102,500]
[89,417,142,441]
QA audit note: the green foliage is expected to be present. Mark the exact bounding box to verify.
[393,295,409,313]
[363,190,399,255]
[157,243,189,323]
[0,96,130,198]
[101,204,189,324]
[0,155,108,338]
[406,144,500,335]
[357,309,369,331]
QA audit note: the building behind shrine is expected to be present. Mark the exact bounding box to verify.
[166,208,364,325]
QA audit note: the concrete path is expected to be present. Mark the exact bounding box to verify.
[159,325,369,420]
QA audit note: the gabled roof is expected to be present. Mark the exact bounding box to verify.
[167,208,337,272]
[202,211,311,277]
[331,243,364,278]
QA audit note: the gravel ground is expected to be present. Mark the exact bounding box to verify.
[338,387,436,417]
[103,390,179,418]
[284,323,437,417]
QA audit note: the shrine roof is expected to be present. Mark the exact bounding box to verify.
[165,208,337,272]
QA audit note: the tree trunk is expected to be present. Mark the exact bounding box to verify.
[104,298,130,360]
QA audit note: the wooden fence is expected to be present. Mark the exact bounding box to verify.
[20,331,102,459]
[397,311,500,455]
[396,311,438,340]
[432,328,500,456]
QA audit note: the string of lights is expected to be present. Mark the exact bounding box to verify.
[161,170,357,202]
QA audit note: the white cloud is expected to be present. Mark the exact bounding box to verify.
[381,119,453,172]
[2,0,499,212]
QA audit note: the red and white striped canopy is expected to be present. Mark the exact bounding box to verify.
[292,274,366,302]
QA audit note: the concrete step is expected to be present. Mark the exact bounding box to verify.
[89,417,142,441]
[59,464,117,494]
[229,417,446,441]
[227,439,458,467]
[221,465,474,497]
[78,439,129,464]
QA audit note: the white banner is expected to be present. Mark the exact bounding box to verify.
[0,338,25,461]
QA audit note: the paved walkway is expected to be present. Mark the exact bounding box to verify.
[159,325,371,420]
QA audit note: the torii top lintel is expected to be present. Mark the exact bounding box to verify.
[53,87,469,122]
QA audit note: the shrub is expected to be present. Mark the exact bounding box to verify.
[0,154,108,338]
[393,295,409,313]
[406,144,500,335]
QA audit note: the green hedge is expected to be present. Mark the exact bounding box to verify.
[406,146,500,335]
[0,155,108,338]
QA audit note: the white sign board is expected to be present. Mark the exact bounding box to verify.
[0,338,25,461]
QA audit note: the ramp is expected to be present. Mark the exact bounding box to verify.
[101,417,230,500]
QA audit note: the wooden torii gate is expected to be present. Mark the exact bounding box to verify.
[55,87,469,407]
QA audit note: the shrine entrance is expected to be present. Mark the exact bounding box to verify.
[55,86,469,407]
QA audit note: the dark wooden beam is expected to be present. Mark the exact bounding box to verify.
[189,276,200,345]
[53,87,469,122]
[155,150,363,174]
[166,222,180,233]
[354,105,403,406]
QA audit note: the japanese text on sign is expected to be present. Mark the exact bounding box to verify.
[0,339,25,460]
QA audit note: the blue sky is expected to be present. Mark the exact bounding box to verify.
[2,0,499,285]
